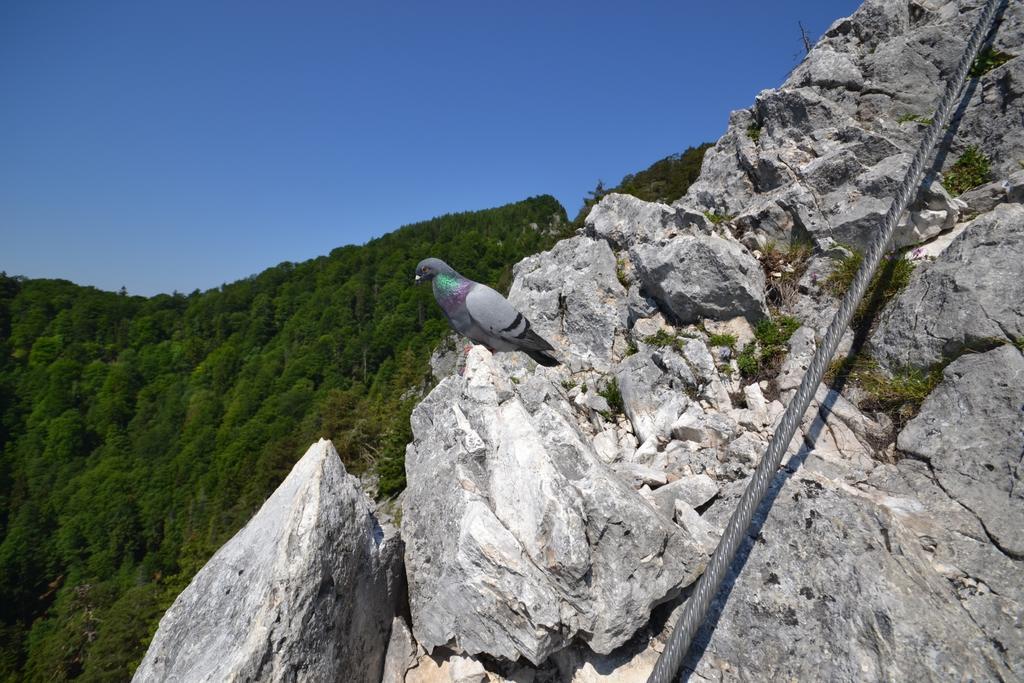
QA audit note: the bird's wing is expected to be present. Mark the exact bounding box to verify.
[465,284,554,351]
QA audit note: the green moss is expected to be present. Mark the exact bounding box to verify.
[970,47,1013,78]
[737,341,760,377]
[746,125,762,143]
[643,329,685,350]
[943,145,991,196]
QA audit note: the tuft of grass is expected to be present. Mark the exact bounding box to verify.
[561,379,577,391]
[970,47,1013,78]
[826,355,942,429]
[943,145,991,196]
[760,239,814,308]
[625,338,638,357]
[737,342,760,378]
[824,248,915,327]
[1014,337,1024,353]
[643,329,686,351]
[616,258,629,288]
[896,113,933,126]
[746,124,762,143]
[707,332,738,349]
[704,211,735,225]
[598,377,624,416]
[738,315,801,381]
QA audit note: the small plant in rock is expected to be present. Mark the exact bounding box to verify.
[746,124,762,143]
[616,258,629,288]
[707,332,738,349]
[738,315,801,381]
[825,248,915,327]
[970,47,1013,78]
[760,239,814,309]
[624,338,639,357]
[896,113,933,126]
[703,211,735,225]
[942,145,991,196]
[598,377,625,417]
[561,378,577,391]
[826,355,942,430]
[1014,337,1024,353]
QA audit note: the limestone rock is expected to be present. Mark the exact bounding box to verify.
[134,440,403,683]
[583,192,708,250]
[402,348,706,665]
[616,349,694,445]
[630,235,768,324]
[897,344,1024,557]
[510,236,629,372]
[677,0,1024,251]
[871,204,1024,369]
[382,617,419,683]
[683,472,1012,681]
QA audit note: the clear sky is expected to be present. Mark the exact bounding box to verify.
[1,1,860,296]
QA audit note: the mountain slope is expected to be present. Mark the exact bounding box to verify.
[0,195,569,680]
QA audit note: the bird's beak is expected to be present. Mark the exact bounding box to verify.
[414,274,422,284]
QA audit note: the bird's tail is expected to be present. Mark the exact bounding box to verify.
[525,349,560,367]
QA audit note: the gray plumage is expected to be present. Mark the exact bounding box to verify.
[415,257,559,366]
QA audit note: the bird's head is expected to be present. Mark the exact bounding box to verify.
[415,258,457,284]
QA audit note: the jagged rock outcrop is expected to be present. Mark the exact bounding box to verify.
[871,203,1024,369]
[134,440,403,683]
[683,0,1023,252]
[134,2,1024,681]
[401,347,706,665]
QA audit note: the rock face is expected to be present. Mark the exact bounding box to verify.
[871,203,1024,369]
[401,347,706,665]
[897,344,1024,557]
[134,440,403,683]
[682,0,1023,252]
[684,470,1014,681]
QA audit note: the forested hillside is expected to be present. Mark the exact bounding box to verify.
[0,195,569,680]
[573,143,712,224]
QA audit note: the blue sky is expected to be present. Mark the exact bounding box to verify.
[1,1,860,296]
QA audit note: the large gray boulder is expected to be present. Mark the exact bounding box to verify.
[630,235,768,324]
[583,192,709,249]
[509,235,629,372]
[871,204,1024,369]
[134,440,403,683]
[401,348,706,665]
[897,344,1024,557]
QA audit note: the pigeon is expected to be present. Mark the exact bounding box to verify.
[415,257,560,367]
